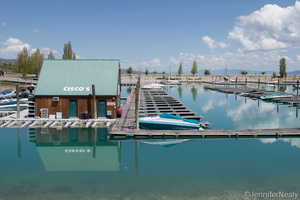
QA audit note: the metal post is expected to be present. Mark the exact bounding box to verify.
[92,84,97,119]
[16,84,20,119]
[297,80,299,96]
[135,76,141,130]
[93,128,97,158]
[258,78,260,89]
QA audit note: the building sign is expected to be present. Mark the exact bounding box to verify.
[64,148,91,153]
[63,86,90,92]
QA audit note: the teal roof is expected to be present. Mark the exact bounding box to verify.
[35,59,120,96]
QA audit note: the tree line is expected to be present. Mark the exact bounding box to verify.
[15,41,76,75]
[126,57,288,78]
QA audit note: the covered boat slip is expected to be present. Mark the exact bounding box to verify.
[35,59,121,119]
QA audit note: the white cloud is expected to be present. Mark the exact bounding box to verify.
[0,37,59,59]
[167,50,287,71]
[202,36,215,49]
[229,2,300,51]
[202,36,227,49]
[32,28,39,33]
[31,47,60,58]
[0,37,31,57]
[202,99,226,112]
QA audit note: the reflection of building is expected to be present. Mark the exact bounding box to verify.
[29,128,121,172]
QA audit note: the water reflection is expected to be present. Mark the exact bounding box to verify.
[190,86,198,101]
[29,128,121,172]
[177,86,183,99]
[278,85,287,92]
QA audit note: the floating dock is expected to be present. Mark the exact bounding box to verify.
[204,85,300,107]
[0,119,114,128]
[139,88,202,121]
[110,128,300,139]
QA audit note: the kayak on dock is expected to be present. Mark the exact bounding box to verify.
[0,100,28,111]
[0,90,15,98]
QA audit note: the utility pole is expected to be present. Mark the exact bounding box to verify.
[92,84,97,119]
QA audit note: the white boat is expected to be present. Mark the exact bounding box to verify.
[160,80,181,86]
[0,100,28,111]
[142,83,164,89]
[139,113,202,130]
[142,139,191,146]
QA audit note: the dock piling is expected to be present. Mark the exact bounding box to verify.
[16,84,20,119]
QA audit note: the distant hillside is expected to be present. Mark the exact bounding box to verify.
[289,71,300,75]
[0,58,17,72]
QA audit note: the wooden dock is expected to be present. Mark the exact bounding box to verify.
[139,88,202,120]
[110,128,300,139]
[0,77,37,84]
[204,85,300,107]
[0,118,114,128]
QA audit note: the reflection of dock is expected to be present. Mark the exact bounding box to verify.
[110,128,300,139]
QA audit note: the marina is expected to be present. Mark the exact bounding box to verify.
[203,84,300,107]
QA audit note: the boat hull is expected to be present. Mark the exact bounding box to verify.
[139,121,199,130]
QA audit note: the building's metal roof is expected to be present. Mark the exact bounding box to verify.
[35,59,120,96]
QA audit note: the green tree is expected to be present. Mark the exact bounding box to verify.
[261,72,266,75]
[127,66,133,74]
[240,71,248,75]
[177,63,183,75]
[48,51,55,59]
[29,48,44,74]
[62,41,76,59]
[145,69,149,75]
[191,60,198,75]
[272,72,277,78]
[279,57,287,78]
[204,69,211,75]
[16,47,30,75]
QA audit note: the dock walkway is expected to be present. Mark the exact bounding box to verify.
[139,88,202,121]
[204,85,300,107]
[0,118,114,128]
[110,128,300,139]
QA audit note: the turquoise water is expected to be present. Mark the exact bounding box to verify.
[167,84,300,129]
[0,85,300,200]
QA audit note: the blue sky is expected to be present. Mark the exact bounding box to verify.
[1,0,300,72]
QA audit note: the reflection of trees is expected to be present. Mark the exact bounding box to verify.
[278,85,287,92]
[177,86,183,98]
[190,86,198,101]
[126,87,132,94]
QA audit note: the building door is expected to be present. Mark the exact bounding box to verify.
[69,99,78,117]
[98,100,106,117]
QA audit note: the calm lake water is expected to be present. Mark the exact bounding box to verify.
[0,84,300,200]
